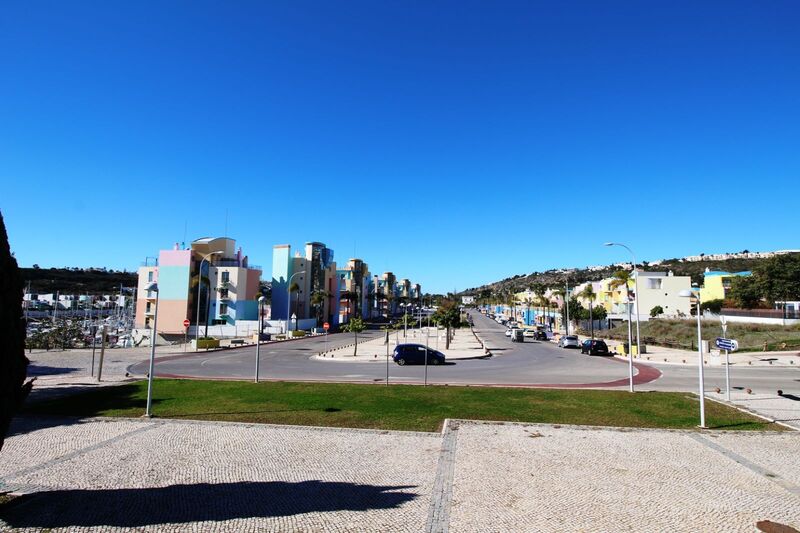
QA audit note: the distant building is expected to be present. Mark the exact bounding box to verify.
[461,295,475,305]
[699,270,752,302]
[136,237,262,334]
[337,258,370,323]
[271,242,339,328]
[598,271,691,321]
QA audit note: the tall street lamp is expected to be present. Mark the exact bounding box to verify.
[604,242,641,358]
[286,270,306,335]
[196,250,224,350]
[144,282,159,418]
[680,288,707,428]
[255,295,265,383]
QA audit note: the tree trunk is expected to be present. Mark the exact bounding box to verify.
[446,326,450,349]
[353,332,358,356]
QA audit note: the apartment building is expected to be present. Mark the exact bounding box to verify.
[699,270,751,302]
[598,271,691,320]
[271,242,340,328]
[136,237,262,334]
[337,258,371,323]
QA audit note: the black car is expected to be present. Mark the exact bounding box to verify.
[393,344,446,366]
[581,339,610,356]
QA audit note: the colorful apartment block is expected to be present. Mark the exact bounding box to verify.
[136,237,262,334]
[598,271,691,320]
[271,242,340,328]
[699,270,751,302]
[337,258,371,322]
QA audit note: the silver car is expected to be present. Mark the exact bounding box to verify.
[558,335,581,349]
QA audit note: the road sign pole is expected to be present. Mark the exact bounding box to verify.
[721,318,730,402]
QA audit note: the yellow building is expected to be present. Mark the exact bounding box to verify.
[699,271,751,302]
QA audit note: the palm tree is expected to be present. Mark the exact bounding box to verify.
[289,281,300,332]
[310,290,328,327]
[579,284,597,340]
[608,270,633,314]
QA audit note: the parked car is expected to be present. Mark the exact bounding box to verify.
[558,335,581,349]
[581,339,610,356]
[534,330,549,341]
[505,328,513,337]
[523,329,536,338]
[393,344,446,365]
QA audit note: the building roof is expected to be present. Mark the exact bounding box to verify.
[704,271,752,277]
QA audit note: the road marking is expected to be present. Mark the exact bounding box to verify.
[688,434,800,498]
[1,423,158,487]
[426,419,459,533]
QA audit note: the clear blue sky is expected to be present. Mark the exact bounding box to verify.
[2,1,798,293]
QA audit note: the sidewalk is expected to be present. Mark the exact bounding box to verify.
[311,327,492,363]
[575,335,800,367]
[1,417,798,531]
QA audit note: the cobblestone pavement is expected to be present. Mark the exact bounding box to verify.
[1,417,799,532]
[447,421,800,532]
[0,417,440,532]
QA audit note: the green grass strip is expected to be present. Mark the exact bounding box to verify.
[24,380,781,432]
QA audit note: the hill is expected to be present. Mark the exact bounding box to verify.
[22,267,137,295]
[464,256,782,297]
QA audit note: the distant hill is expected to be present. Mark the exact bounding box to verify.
[22,267,137,295]
[463,255,793,297]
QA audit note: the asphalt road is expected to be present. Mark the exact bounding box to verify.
[129,312,800,394]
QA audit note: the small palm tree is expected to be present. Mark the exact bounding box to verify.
[310,290,328,327]
[344,317,366,356]
[608,270,633,314]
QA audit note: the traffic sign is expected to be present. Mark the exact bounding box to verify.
[715,337,738,352]
[183,319,191,328]
[323,322,330,331]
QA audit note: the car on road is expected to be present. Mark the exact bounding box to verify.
[523,329,536,338]
[504,328,513,337]
[393,344,446,365]
[558,335,581,349]
[581,339,610,356]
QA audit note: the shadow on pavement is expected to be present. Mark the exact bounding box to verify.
[27,365,82,376]
[0,481,419,528]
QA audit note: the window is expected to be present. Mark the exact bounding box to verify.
[221,271,230,282]
[147,271,153,282]
[219,303,228,315]
[219,289,229,298]
[647,279,662,290]
[146,302,151,313]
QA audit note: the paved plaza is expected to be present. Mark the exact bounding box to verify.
[1,416,799,532]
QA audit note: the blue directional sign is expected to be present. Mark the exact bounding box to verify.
[715,337,738,351]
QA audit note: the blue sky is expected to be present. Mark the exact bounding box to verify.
[2,1,798,293]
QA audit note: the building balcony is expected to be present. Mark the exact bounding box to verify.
[144,308,155,315]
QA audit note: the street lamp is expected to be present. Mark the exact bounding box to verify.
[604,243,641,358]
[144,282,159,418]
[196,250,224,349]
[679,288,707,428]
[255,295,265,383]
[286,271,306,335]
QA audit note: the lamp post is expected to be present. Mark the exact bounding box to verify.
[403,303,408,338]
[144,282,159,418]
[679,288,707,428]
[195,250,224,350]
[564,277,570,335]
[604,243,641,358]
[255,295,265,383]
[286,270,306,335]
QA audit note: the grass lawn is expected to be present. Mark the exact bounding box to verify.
[23,379,780,432]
